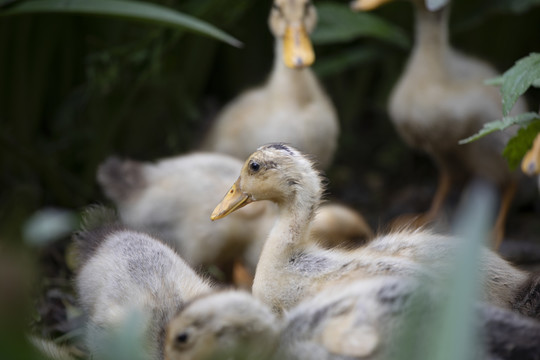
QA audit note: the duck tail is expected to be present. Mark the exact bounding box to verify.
[97,156,145,203]
[73,205,123,268]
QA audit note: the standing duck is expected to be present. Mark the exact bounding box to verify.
[351,0,528,248]
[201,0,339,170]
[211,144,527,315]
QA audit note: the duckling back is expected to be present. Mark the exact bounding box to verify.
[74,217,212,360]
[97,152,275,272]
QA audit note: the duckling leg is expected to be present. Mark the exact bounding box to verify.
[425,168,452,221]
[232,260,254,290]
[492,181,517,249]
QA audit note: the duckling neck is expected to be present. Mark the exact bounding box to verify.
[262,192,318,257]
[267,39,320,104]
[253,193,319,313]
[411,5,450,68]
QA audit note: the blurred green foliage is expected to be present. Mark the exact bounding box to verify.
[460,53,540,168]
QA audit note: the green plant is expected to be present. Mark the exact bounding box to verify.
[460,53,540,170]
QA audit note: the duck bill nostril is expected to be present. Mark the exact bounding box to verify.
[283,25,314,69]
[211,180,252,220]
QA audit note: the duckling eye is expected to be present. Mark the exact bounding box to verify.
[175,332,189,345]
[249,161,261,172]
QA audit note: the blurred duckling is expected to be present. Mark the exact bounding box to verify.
[74,211,213,360]
[97,153,372,281]
[164,276,540,360]
[351,0,528,248]
[200,0,339,170]
[211,144,528,315]
[165,291,280,360]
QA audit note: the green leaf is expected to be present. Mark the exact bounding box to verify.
[0,0,242,47]
[459,112,540,144]
[312,2,410,49]
[503,122,540,170]
[314,46,381,78]
[498,53,540,116]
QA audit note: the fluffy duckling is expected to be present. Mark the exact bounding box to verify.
[164,291,280,360]
[200,0,339,170]
[97,152,272,275]
[164,276,540,360]
[351,0,528,248]
[74,212,213,360]
[211,144,528,315]
[97,153,372,279]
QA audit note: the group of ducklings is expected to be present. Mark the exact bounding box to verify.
[72,0,540,359]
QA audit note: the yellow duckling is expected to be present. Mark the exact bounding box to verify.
[351,0,528,248]
[97,153,372,282]
[201,0,339,170]
[211,144,527,315]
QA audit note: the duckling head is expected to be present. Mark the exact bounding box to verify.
[269,0,317,69]
[164,291,280,360]
[211,143,323,220]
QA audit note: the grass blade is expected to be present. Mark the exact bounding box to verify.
[0,0,242,47]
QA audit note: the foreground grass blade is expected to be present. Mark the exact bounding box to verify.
[0,0,242,47]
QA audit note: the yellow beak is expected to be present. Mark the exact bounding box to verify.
[283,24,315,69]
[211,180,252,221]
[521,134,540,175]
[350,0,393,11]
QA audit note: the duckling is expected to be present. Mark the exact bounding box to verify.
[97,153,372,280]
[97,152,273,276]
[277,276,433,359]
[211,144,528,315]
[200,0,339,170]
[164,291,280,360]
[74,212,213,360]
[164,276,540,360]
[351,0,528,248]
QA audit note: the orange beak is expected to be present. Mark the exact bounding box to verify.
[211,180,252,220]
[283,24,315,69]
[521,134,540,176]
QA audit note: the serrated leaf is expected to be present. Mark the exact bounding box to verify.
[312,2,410,49]
[459,112,540,144]
[498,53,540,116]
[0,0,242,47]
[484,76,503,86]
[503,122,540,170]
